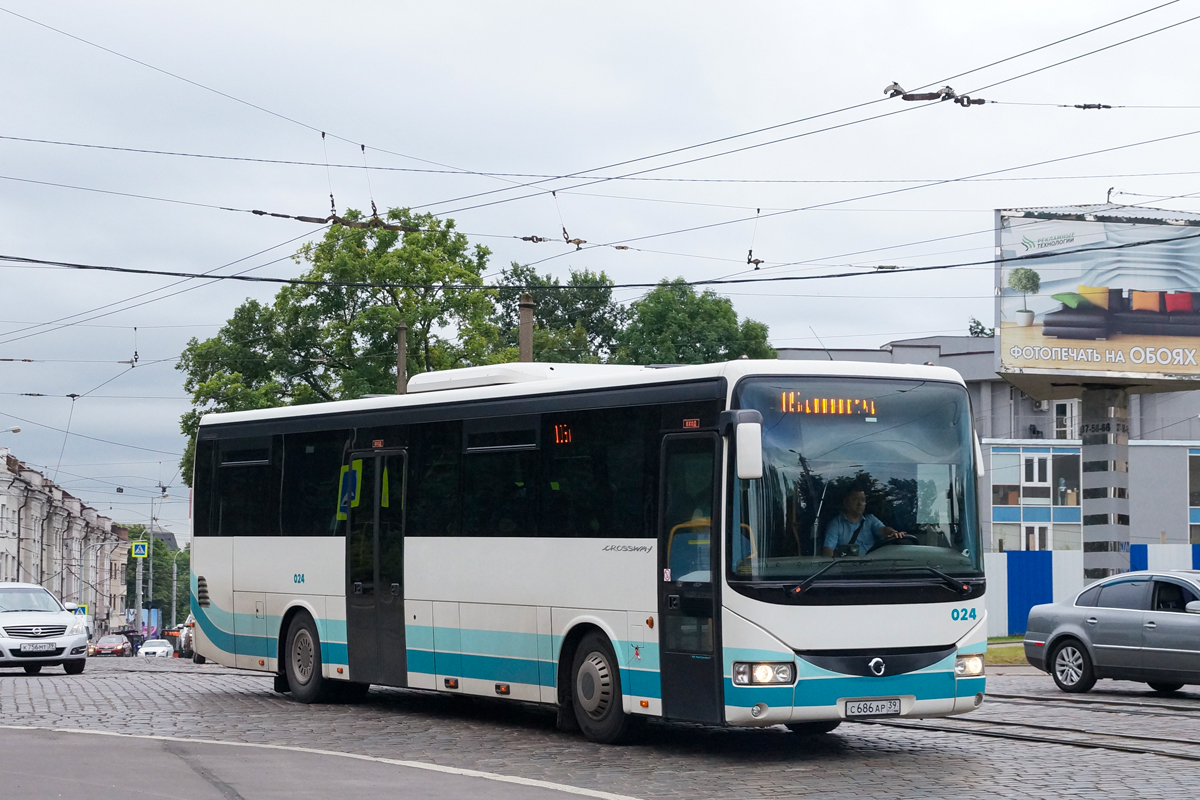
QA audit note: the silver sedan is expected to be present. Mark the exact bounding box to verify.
[1024,569,1200,694]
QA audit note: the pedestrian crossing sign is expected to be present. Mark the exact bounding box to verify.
[132,542,148,558]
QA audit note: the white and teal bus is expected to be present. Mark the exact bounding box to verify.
[191,359,987,742]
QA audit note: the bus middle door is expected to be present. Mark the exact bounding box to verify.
[345,449,408,687]
[657,432,723,724]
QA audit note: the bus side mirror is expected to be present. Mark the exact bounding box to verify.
[736,422,763,480]
[719,409,764,480]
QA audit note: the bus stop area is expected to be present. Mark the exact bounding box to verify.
[2,656,1196,799]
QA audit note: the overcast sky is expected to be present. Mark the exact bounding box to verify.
[1,0,1198,538]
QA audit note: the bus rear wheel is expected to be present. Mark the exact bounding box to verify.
[285,613,334,703]
[571,631,634,744]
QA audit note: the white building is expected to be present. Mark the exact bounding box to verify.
[0,447,130,634]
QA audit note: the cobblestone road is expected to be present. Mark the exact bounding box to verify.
[3,660,1198,798]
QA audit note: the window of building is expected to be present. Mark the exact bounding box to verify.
[992,452,1020,506]
[1052,523,1081,550]
[1054,400,1080,440]
[1190,454,1200,506]
[1024,525,1049,551]
[1052,453,1080,506]
[1022,454,1050,504]
[1191,525,1200,545]
[993,523,1020,552]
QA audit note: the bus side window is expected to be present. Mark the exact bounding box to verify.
[541,406,656,539]
[407,422,462,537]
[192,438,217,537]
[281,430,350,536]
[215,435,282,537]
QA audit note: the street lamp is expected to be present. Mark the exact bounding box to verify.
[80,540,121,622]
[0,427,19,434]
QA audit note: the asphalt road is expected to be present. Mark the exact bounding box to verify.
[2,727,623,800]
[2,658,1198,799]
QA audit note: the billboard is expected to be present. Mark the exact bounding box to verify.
[996,206,1200,386]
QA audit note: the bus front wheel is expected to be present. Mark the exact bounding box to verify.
[571,631,634,744]
[285,613,333,703]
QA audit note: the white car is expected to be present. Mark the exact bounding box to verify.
[139,639,175,658]
[0,582,88,674]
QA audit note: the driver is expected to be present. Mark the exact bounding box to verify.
[821,487,906,557]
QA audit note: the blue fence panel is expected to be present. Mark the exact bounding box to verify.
[1006,551,1053,635]
[1130,544,1148,572]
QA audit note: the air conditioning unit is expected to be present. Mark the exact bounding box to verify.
[1033,399,1051,412]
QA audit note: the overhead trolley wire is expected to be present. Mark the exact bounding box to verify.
[4,226,1199,291]
[9,132,1200,187]
[526,125,1200,262]
[424,3,1200,216]
[0,1,1180,215]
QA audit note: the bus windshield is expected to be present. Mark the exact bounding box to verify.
[729,377,982,584]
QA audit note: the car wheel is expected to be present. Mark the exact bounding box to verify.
[1148,682,1184,694]
[570,631,635,744]
[64,660,85,675]
[786,720,841,735]
[1051,639,1096,693]
[23,665,42,675]
[284,613,336,703]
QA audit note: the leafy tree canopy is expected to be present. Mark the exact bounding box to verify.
[176,208,497,485]
[614,279,775,364]
[493,264,629,363]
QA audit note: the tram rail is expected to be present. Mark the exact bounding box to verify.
[870,706,1200,763]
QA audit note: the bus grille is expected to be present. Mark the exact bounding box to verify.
[196,576,211,608]
[4,625,68,639]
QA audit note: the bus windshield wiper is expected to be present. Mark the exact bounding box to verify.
[792,558,870,595]
[898,565,974,598]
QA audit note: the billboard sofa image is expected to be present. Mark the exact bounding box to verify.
[1041,287,1200,340]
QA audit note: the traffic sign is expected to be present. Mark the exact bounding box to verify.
[132,542,148,558]
[74,604,88,615]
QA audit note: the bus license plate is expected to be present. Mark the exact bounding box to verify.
[844,698,901,718]
[20,642,54,653]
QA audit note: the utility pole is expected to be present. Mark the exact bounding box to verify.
[134,538,143,639]
[518,292,535,362]
[396,321,408,394]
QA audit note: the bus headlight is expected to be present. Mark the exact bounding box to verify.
[733,662,795,685]
[955,655,984,677]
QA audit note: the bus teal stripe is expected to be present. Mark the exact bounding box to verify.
[794,671,956,706]
[407,648,436,674]
[724,680,794,707]
[191,593,347,664]
[956,676,986,696]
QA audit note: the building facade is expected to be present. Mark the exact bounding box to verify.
[780,336,1200,554]
[0,447,130,634]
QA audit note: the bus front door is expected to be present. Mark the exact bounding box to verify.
[657,433,723,724]
[345,450,408,687]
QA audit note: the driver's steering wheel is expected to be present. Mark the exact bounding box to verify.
[866,534,920,553]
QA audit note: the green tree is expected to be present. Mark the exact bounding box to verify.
[492,264,629,362]
[177,208,497,485]
[968,317,995,337]
[123,527,188,627]
[614,279,775,364]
